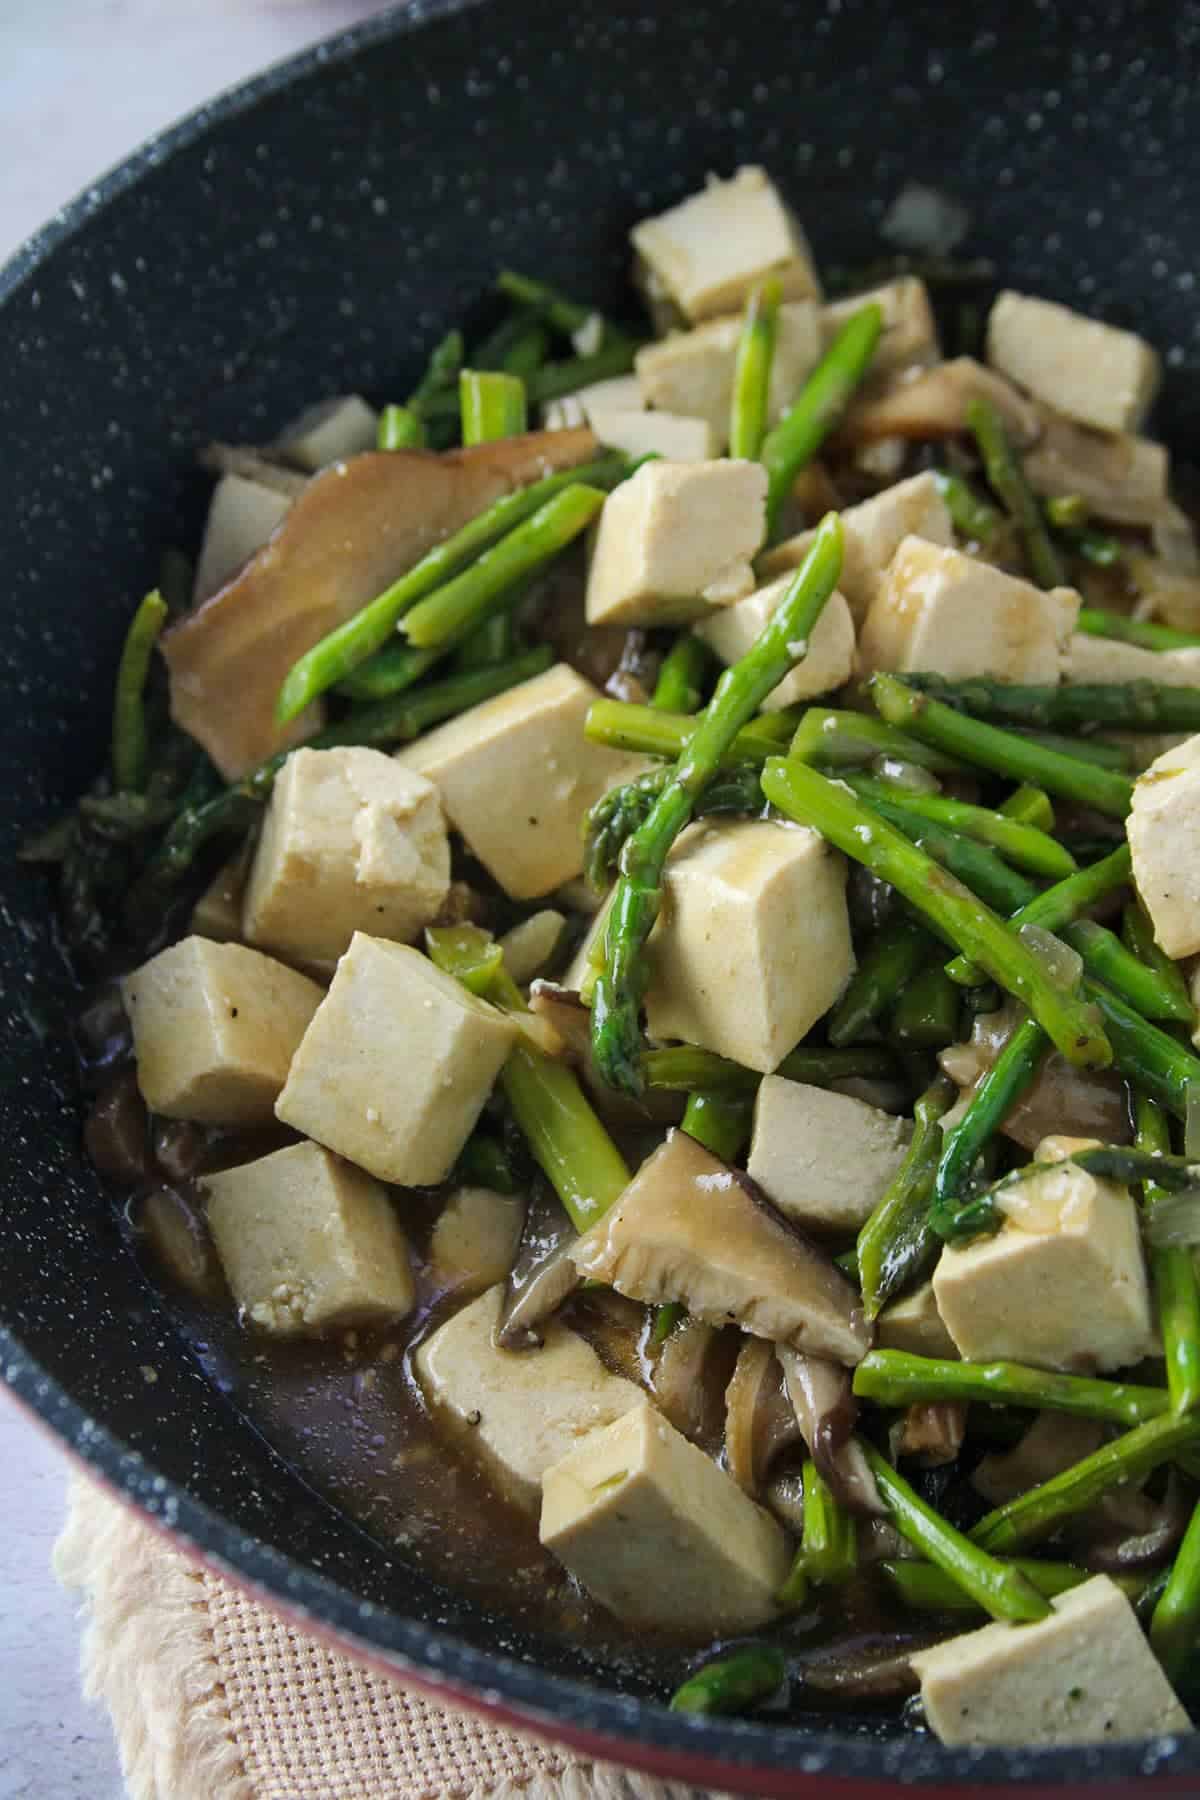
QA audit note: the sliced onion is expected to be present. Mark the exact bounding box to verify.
[1145,1188,1200,1249]
[1017,923,1084,992]
[871,755,942,795]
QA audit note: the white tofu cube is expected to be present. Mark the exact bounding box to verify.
[932,1134,1154,1373]
[1064,634,1200,688]
[540,1402,790,1633]
[193,473,291,606]
[987,290,1161,435]
[584,460,767,629]
[696,580,855,711]
[911,1576,1189,1747]
[644,820,854,1074]
[275,934,517,1185]
[876,1281,959,1360]
[190,848,248,943]
[204,1140,413,1337]
[760,472,954,626]
[747,1076,910,1232]
[823,277,940,380]
[572,374,645,427]
[397,664,644,900]
[427,1186,525,1297]
[276,394,380,471]
[122,936,323,1125]
[415,1284,643,1511]
[241,746,449,968]
[630,166,821,323]
[589,410,718,463]
[859,536,1080,682]
[1024,414,1170,527]
[1128,732,1200,959]
[634,303,823,448]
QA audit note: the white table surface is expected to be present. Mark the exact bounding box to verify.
[0,7,391,1793]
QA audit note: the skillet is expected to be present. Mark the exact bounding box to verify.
[3,1,1200,1790]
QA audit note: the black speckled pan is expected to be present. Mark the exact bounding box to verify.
[3,2,1200,1790]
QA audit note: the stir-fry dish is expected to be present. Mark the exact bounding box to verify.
[38,164,1200,1746]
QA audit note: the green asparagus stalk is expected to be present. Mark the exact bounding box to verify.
[967,394,1065,588]
[1136,1093,1200,1417]
[1000,784,1055,831]
[377,404,426,450]
[776,1554,812,1612]
[868,674,1134,819]
[881,1559,1144,1616]
[930,1014,1048,1234]
[1042,494,1090,531]
[453,1131,519,1195]
[729,278,781,461]
[584,764,762,890]
[853,1349,1170,1429]
[642,1042,902,1095]
[899,670,1200,736]
[526,342,640,407]
[425,924,630,1234]
[759,757,1114,1069]
[275,452,626,721]
[499,321,551,379]
[111,589,168,793]
[669,1648,787,1717]
[888,961,962,1050]
[845,787,1039,914]
[680,1089,754,1162]
[1022,729,1133,771]
[1083,981,1200,1120]
[408,329,464,416]
[846,772,1076,879]
[799,1459,858,1586]
[828,916,932,1047]
[932,468,1002,543]
[496,271,620,341]
[651,634,714,714]
[1150,1498,1200,1681]
[649,1302,686,1345]
[1077,608,1200,652]
[857,1074,956,1319]
[860,1442,1051,1623]
[1066,919,1193,1025]
[331,643,442,702]
[591,514,846,1094]
[453,612,516,670]
[1123,902,1194,1024]
[946,844,1131,986]
[400,483,604,650]
[971,1410,1200,1555]
[459,369,528,443]
[789,705,968,774]
[584,698,792,765]
[1062,525,1124,568]
[760,304,884,535]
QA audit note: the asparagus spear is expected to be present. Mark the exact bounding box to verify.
[1077,608,1200,653]
[583,765,761,890]
[899,670,1200,736]
[1084,981,1200,1120]
[669,1647,787,1717]
[799,1459,858,1586]
[496,270,623,342]
[591,514,846,1094]
[453,611,515,671]
[789,705,968,775]
[869,674,1134,819]
[1066,918,1193,1025]
[946,844,1131,986]
[407,328,464,436]
[1136,1093,1200,1417]
[860,1443,1051,1623]
[857,1074,956,1319]
[850,788,1039,914]
[651,633,714,714]
[453,1131,519,1195]
[377,405,426,450]
[845,772,1076,879]
[112,589,168,793]
[584,698,792,764]
[932,469,1002,543]
[930,1013,1048,1235]
[275,452,626,721]
[1022,729,1133,771]
[967,393,1065,588]
[828,916,932,1047]
[649,1302,686,1345]
[425,924,630,1234]
[499,321,551,379]
[888,961,961,1049]
[643,1042,902,1094]
[853,1349,1170,1429]
[1000,784,1055,831]
[526,341,640,407]
[882,1559,1145,1616]
[400,483,604,650]
[759,758,1114,1069]
[1150,1498,1200,1681]
[680,1089,754,1162]
[729,277,781,461]
[1123,902,1194,1024]
[971,1411,1200,1555]
[760,305,884,535]
[459,369,528,443]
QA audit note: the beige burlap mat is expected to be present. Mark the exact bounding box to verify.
[54,1476,730,1800]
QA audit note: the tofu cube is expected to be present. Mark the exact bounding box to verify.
[987,290,1161,435]
[823,277,940,381]
[415,1284,643,1511]
[630,166,821,323]
[540,1402,791,1634]
[876,1281,959,1360]
[584,460,767,629]
[589,410,718,463]
[570,374,645,429]
[911,1575,1189,1747]
[397,664,644,900]
[634,303,822,447]
[190,848,248,943]
[193,473,291,606]
[1023,414,1169,527]
[644,820,854,1074]
[275,934,516,1185]
[122,936,323,1125]
[1064,634,1200,688]
[932,1134,1154,1372]
[427,1186,525,1297]
[276,394,380,471]
[204,1140,413,1336]
[696,580,855,712]
[747,1075,910,1232]
[1128,732,1200,959]
[760,472,954,625]
[859,536,1080,682]
[241,746,449,968]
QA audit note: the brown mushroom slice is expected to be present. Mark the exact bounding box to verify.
[163,428,600,778]
[835,357,1041,450]
[893,1400,967,1468]
[971,1410,1106,1506]
[570,1128,871,1365]
[940,1004,1129,1152]
[762,1467,807,1534]
[777,1348,884,1517]
[495,1182,578,1350]
[1023,411,1173,527]
[724,1337,804,1494]
[654,1316,740,1454]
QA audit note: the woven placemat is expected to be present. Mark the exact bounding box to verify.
[54,1475,729,1800]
